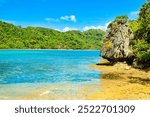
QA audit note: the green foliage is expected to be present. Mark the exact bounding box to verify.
[0,21,105,50]
[114,15,128,22]
[109,1,150,65]
[135,0,150,43]
[133,40,149,52]
[137,51,150,62]
[132,1,150,63]
[83,29,105,49]
[129,20,140,33]
[133,40,150,62]
[108,15,129,28]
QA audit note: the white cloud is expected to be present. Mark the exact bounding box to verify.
[63,27,70,32]
[55,29,61,32]
[83,21,111,31]
[60,16,69,21]
[62,27,78,32]
[129,11,139,20]
[60,15,76,22]
[45,18,59,22]
[45,15,76,23]
[70,15,76,22]
[130,11,139,15]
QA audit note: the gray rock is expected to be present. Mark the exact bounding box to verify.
[101,19,135,65]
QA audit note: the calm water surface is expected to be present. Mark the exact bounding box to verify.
[0,50,101,99]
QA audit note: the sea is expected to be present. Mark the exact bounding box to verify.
[0,50,101,99]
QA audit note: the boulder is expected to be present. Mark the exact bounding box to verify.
[101,19,135,65]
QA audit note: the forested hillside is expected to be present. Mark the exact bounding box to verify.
[129,0,150,66]
[0,21,105,49]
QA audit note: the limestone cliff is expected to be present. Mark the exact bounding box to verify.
[101,19,135,65]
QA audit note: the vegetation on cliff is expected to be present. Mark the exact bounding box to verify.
[0,0,149,66]
[129,0,150,66]
[101,0,150,67]
[0,21,104,49]
[101,16,134,65]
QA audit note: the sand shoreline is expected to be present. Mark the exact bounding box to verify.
[86,60,150,100]
[0,49,99,51]
[0,82,100,100]
[0,59,149,100]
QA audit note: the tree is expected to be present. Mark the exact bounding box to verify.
[0,21,105,50]
[132,0,150,65]
[135,0,150,43]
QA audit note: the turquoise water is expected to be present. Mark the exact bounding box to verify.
[0,50,101,84]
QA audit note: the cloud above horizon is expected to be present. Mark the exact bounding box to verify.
[129,11,139,20]
[83,21,111,31]
[60,15,76,22]
[62,27,78,32]
[61,21,111,32]
[45,15,76,23]
[45,18,59,22]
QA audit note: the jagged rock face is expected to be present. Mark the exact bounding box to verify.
[101,19,134,64]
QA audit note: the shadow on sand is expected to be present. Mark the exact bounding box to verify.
[128,76,150,85]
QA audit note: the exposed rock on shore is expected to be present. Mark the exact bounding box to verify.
[89,59,150,100]
[101,18,135,65]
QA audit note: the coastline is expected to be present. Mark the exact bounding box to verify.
[0,82,100,100]
[0,49,99,51]
[86,59,150,100]
[0,49,100,100]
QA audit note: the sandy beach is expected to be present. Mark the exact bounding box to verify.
[86,60,150,100]
[0,82,101,100]
[0,59,150,100]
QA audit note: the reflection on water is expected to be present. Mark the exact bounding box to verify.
[0,50,101,99]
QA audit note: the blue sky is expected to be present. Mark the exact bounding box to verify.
[0,0,147,31]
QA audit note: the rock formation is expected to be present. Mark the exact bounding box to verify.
[101,19,135,65]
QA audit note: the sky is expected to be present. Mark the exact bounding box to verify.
[0,0,147,31]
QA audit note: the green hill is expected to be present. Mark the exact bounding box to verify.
[0,21,105,49]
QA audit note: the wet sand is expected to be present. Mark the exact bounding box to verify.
[86,59,150,100]
[0,82,100,100]
[0,59,150,100]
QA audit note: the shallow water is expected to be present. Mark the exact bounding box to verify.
[0,50,101,99]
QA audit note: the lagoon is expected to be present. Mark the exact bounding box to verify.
[0,50,101,99]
